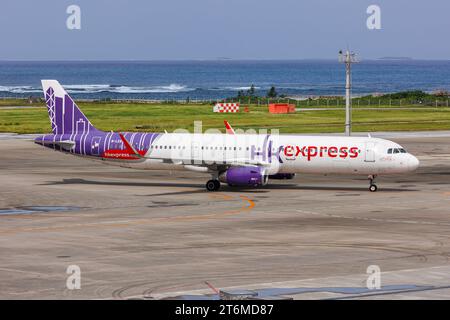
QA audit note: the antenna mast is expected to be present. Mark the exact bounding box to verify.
[339,50,359,136]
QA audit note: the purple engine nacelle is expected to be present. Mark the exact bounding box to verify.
[219,166,268,187]
[269,173,296,180]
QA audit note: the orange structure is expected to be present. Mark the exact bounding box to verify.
[268,103,296,114]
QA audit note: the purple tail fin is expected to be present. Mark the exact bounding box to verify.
[42,80,98,135]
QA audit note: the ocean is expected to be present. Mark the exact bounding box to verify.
[0,60,449,100]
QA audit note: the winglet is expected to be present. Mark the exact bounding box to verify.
[224,120,235,134]
[204,281,220,294]
[119,133,143,158]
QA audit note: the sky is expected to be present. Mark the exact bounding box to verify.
[0,0,449,60]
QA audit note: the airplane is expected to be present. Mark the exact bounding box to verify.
[35,80,419,192]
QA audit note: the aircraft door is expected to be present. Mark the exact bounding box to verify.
[191,141,202,164]
[364,142,376,162]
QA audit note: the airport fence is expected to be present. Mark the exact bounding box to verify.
[1,96,449,108]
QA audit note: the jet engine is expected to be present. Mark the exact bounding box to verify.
[219,166,268,187]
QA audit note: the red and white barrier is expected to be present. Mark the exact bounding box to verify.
[213,103,240,113]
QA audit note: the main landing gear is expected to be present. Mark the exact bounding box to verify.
[368,175,378,192]
[206,179,221,191]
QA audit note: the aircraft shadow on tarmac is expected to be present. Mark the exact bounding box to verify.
[41,178,418,195]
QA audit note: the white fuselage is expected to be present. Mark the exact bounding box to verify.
[116,133,419,176]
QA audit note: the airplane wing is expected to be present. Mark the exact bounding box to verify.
[194,159,271,173]
[222,158,271,167]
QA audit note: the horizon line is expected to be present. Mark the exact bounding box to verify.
[0,58,449,63]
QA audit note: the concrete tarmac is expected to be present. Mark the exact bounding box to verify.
[1,134,450,299]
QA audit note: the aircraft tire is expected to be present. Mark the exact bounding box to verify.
[206,180,220,191]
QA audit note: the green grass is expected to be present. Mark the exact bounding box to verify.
[1,100,450,134]
[0,99,42,106]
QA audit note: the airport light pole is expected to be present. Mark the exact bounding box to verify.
[339,50,359,136]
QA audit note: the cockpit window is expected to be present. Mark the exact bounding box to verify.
[388,147,408,154]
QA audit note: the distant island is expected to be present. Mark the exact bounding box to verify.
[378,57,413,61]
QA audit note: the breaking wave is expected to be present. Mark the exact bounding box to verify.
[0,85,40,94]
[0,84,195,94]
[224,86,262,91]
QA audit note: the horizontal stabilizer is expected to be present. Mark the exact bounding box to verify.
[38,139,75,151]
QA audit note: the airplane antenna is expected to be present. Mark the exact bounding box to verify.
[339,49,359,136]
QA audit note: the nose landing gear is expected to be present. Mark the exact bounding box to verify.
[368,175,378,192]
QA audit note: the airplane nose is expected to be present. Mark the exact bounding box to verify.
[408,155,420,171]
